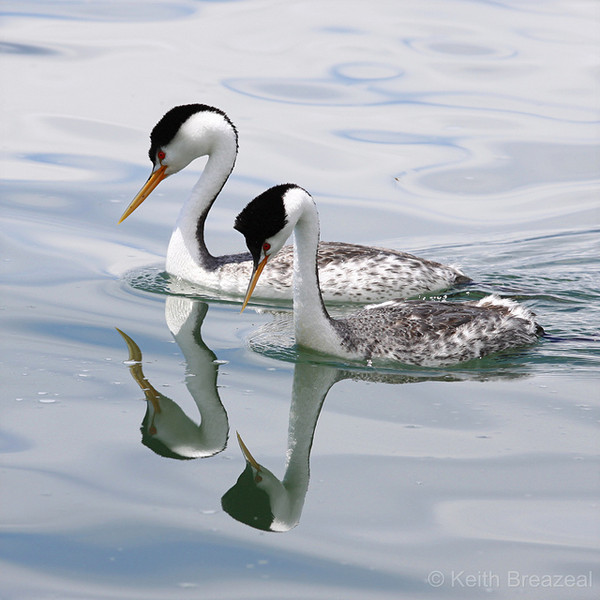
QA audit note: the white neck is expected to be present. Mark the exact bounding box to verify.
[166,133,237,273]
[290,198,339,353]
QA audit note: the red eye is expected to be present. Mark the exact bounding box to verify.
[158,150,166,161]
[263,242,271,252]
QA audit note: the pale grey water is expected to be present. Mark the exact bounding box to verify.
[1,1,599,599]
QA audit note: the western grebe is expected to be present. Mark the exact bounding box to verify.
[235,184,543,366]
[118,103,469,303]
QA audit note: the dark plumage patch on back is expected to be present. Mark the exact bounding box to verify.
[148,103,237,163]
[234,184,294,263]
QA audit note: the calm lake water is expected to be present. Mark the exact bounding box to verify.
[2,1,599,598]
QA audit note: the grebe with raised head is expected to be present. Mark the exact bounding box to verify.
[235,184,543,366]
[118,104,469,303]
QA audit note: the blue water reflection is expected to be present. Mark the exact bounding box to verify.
[1,0,198,22]
[2,529,420,593]
[0,41,59,56]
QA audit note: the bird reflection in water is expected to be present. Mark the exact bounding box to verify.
[221,339,535,532]
[117,298,229,460]
[222,361,483,532]
[118,297,530,532]
[222,361,337,532]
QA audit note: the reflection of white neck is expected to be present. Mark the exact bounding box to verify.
[269,362,340,531]
[156,297,228,458]
[166,130,237,278]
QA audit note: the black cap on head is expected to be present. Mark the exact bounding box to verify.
[148,104,237,163]
[234,184,294,264]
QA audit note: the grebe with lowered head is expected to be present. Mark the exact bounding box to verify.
[235,184,544,367]
[118,103,470,303]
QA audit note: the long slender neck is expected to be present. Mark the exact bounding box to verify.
[168,134,237,270]
[292,201,337,349]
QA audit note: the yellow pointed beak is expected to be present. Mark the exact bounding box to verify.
[240,255,269,312]
[118,164,168,224]
[236,431,261,472]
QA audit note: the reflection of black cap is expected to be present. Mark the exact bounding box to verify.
[140,407,193,461]
[221,463,275,531]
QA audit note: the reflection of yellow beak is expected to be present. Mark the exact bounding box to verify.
[240,255,269,313]
[118,164,168,224]
[116,328,162,414]
[236,431,261,472]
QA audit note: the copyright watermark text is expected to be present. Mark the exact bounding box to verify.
[426,569,593,590]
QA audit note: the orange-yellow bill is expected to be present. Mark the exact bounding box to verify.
[118,164,168,224]
[236,431,261,471]
[240,255,269,312]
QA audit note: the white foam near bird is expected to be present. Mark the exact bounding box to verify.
[235,184,544,367]
[118,103,470,303]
